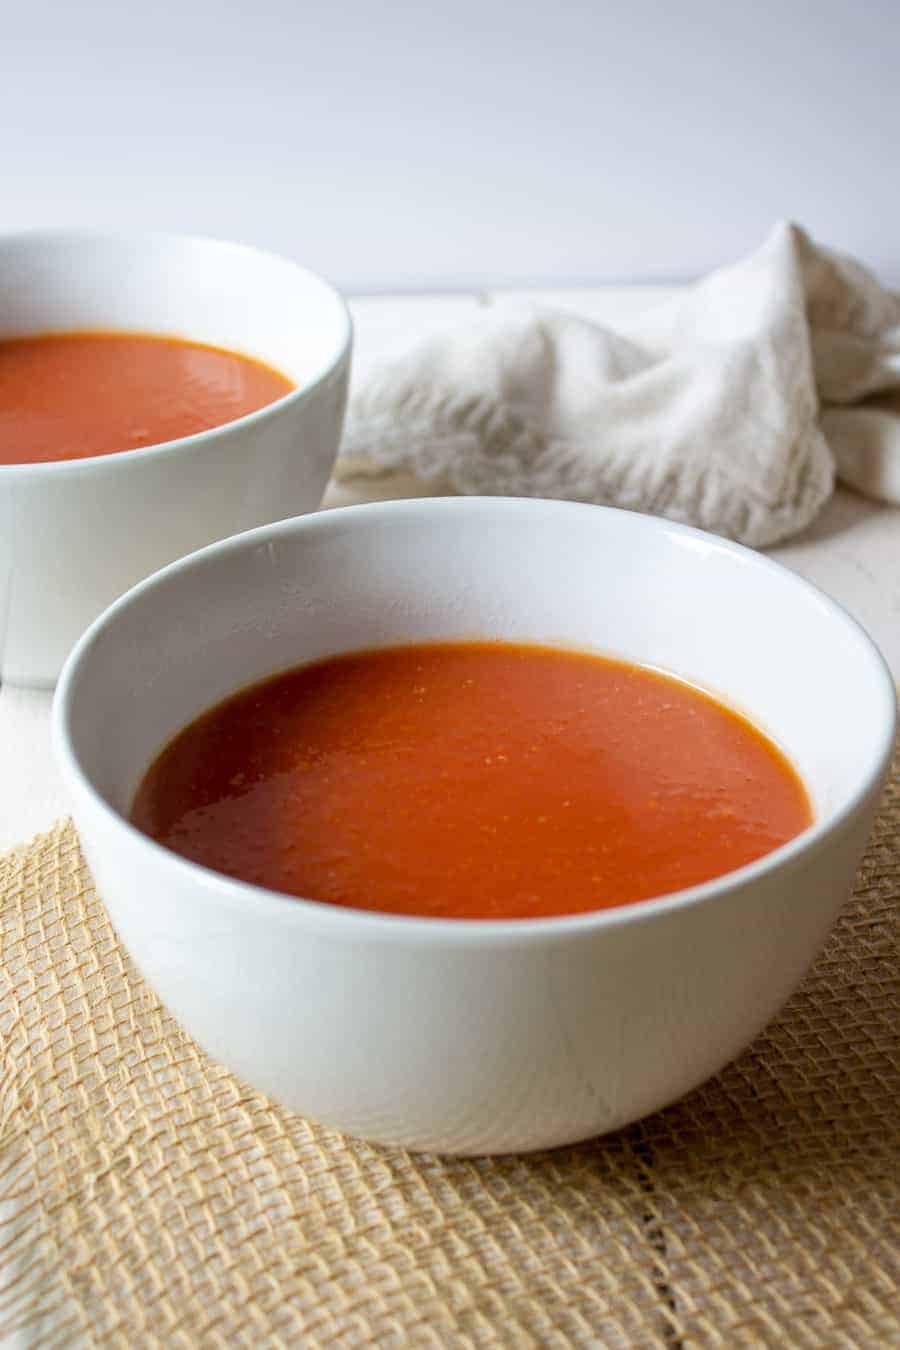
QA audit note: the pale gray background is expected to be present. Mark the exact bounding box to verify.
[2,0,898,290]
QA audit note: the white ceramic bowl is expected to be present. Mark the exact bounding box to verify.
[0,230,351,686]
[53,498,896,1155]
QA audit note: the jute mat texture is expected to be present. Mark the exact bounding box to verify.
[0,759,897,1347]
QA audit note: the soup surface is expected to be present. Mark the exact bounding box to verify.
[0,331,294,464]
[131,642,812,920]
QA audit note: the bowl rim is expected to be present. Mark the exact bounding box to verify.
[0,227,353,479]
[53,496,898,947]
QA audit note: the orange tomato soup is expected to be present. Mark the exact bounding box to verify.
[0,331,294,464]
[131,642,812,920]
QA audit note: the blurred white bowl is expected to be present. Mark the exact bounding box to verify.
[53,498,896,1155]
[0,230,351,685]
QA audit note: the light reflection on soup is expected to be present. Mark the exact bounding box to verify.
[131,641,813,920]
[0,330,294,464]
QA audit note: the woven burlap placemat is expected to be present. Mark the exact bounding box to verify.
[1,759,898,1348]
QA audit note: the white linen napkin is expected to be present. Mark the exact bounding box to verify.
[338,224,900,546]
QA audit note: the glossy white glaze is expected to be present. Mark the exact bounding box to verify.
[53,498,896,1154]
[0,231,351,685]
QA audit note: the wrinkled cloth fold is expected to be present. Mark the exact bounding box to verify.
[338,224,900,546]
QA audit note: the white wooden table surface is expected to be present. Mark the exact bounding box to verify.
[2,286,898,855]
